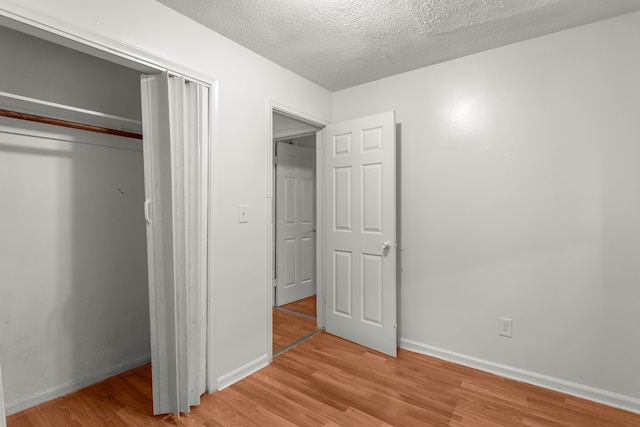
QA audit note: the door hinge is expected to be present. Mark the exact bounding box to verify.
[274,156,278,165]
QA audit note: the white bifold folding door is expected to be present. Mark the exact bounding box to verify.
[140,72,209,415]
[324,111,397,357]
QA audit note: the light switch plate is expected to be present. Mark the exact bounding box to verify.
[238,205,248,223]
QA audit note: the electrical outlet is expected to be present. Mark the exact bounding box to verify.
[238,205,248,223]
[499,317,512,338]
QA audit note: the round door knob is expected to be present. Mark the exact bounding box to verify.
[381,241,392,249]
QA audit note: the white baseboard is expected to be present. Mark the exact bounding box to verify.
[399,338,640,415]
[216,354,269,391]
[5,354,150,416]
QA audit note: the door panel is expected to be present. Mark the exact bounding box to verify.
[141,73,178,414]
[362,164,383,233]
[334,250,353,316]
[141,72,207,415]
[324,111,397,357]
[362,253,383,325]
[334,167,352,230]
[283,238,296,287]
[276,142,316,306]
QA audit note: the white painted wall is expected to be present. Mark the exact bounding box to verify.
[0,27,149,413]
[0,0,331,391]
[332,12,640,409]
[0,26,141,120]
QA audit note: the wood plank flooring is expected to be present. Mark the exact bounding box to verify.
[272,307,318,353]
[8,332,640,426]
[274,295,319,354]
[281,295,316,318]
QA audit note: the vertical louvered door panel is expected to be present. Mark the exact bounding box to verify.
[141,72,207,415]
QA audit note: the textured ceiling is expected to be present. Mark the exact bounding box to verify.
[155,0,640,91]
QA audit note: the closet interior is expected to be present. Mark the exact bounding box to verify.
[0,24,150,415]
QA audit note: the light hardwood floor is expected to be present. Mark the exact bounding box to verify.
[272,307,317,352]
[8,332,640,426]
[274,294,318,354]
[281,295,316,318]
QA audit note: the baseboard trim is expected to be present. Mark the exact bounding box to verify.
[5,354,151,416]
[399,338,640,415]
[216,354,269,391]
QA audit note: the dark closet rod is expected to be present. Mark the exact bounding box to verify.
[0,108,143,140]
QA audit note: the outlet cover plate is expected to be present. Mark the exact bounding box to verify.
[499,317,512,338]
[238,205,249,223]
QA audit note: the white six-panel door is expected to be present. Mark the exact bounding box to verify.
[324,111,397,357]
[276,141,316,306]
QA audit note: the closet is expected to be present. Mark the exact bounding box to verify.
[0,25,150,414]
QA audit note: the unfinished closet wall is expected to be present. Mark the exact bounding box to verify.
[0,26,149,413]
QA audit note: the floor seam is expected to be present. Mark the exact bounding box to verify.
[274,328,323,357]
[274,305,317,321]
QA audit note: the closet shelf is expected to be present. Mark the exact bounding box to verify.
[0,91,143,137]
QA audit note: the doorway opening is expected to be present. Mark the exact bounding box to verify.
[269,108,325,357]
[267,108,399,360]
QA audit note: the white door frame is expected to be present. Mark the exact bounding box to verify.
[266,100,327,361]
[0,8,219,393]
